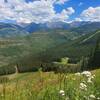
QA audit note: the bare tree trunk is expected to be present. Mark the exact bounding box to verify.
[15,65,18,74]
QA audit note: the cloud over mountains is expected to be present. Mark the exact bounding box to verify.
[0,0,74,23]
[80,7,100,22]
[0,0,100,23]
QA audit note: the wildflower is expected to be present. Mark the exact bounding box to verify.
[89,94,96,99]
[66,76,68,79]
[97,97,100,100]
[81,71,91,77]
[79,83,87,91]
[93,75,95,77]
[82,80,86,83]
[83,95,88,99]
[61,93,65,96]
[91,76,95,79]
[59,90,64,94]
[87,78,92,83]
[59,90,65,96]
[75,72,81,76]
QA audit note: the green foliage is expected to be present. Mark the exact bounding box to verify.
[0,69,99,100]
[0,65,15,75]
[0,77,9,84]
[0,30,74,74]
[0,30,99,74]
[60,57,69,65]
[79,57,89,71]
[42,30,100,63]
[71,22,100,35]
[88,37,100,69]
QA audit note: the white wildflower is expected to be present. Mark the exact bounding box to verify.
[84,95,88,99]
[75,72,81,76]
[89,94,96,99]
[87,78,92,83]
[82,80,86,83]
[62,93,65,96]
[87,75,95,83]
[97,97,100,100]
[93,75,95,77]
[66,76,68,79]
[59,90,64,94]
[81,71,91,77]
[79,83,87,91]
[91,76,95,79]
[59,90,65,96]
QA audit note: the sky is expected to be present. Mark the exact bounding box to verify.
[0,0,100,24]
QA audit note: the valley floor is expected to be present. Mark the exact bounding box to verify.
[0,69,100,100]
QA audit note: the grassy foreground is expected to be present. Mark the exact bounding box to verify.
[0,69,100,100]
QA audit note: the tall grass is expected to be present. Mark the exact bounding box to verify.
[0,69,99,100]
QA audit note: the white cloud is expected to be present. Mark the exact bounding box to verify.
[74,18,82,22]
[66,7,75,15]
[55,0,69,4]
[52,7,75,22]
[0,0,74,23]
[80,7,100,22]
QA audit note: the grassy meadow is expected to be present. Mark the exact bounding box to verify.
[0,68,99,100]
[0,23,99,100]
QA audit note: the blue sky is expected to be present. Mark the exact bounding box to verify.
[54,0,100,20]
[0,0,100,23]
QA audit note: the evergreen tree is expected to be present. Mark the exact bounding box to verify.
[88,37,100,69]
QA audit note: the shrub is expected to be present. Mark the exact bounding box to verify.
[0,65,15,75]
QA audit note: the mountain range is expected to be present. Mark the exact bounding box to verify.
[0,21,100,37]
[0,21,100,73]
[0,22,29,38]
[24,21,100,34]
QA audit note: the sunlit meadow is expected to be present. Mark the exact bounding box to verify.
[0,69,99,100]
